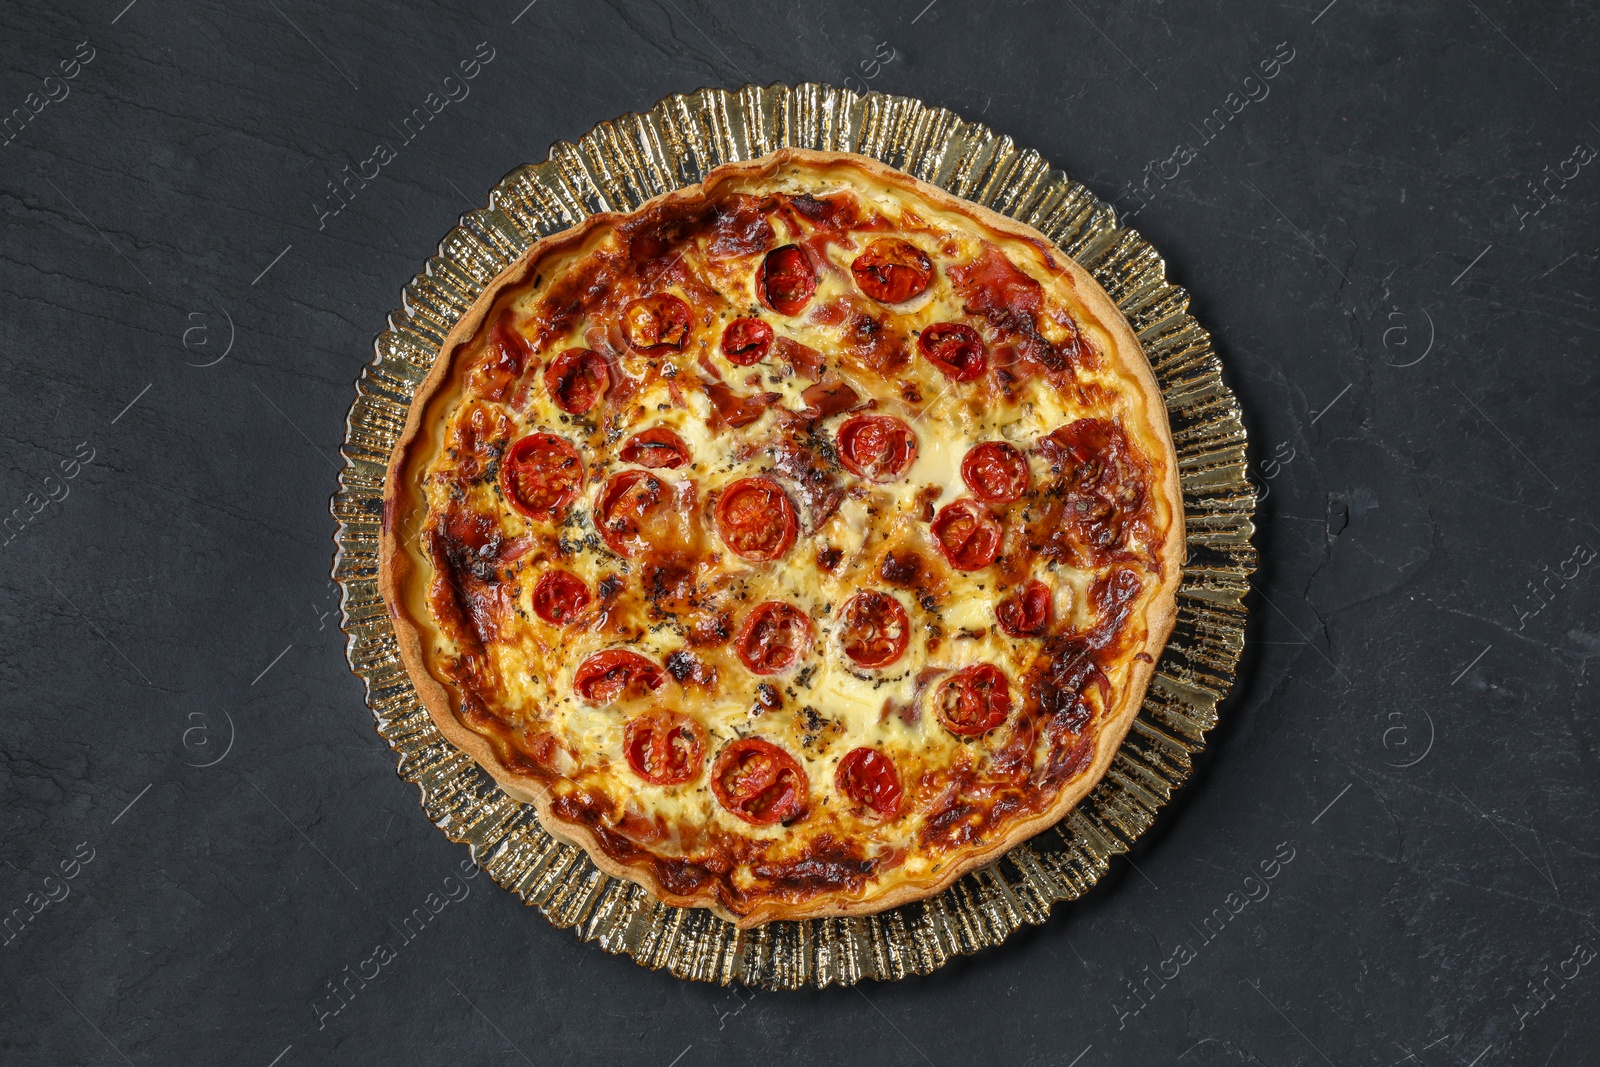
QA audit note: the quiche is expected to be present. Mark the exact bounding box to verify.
[379,148,1183,927]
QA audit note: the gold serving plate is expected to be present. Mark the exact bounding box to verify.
[331,83,1256,989]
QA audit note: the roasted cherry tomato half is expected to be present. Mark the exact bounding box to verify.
[930,498,1002,571]
[735,601,815,675]
[837,590,911,669]
[759,244,818,315]
[619,427,691,469]
[531,569,592,625]
[961,441,1031,504]
[621,293,692,354]
[836,414,918,483]
[623,708,706,786]
[543,347,611,414]
[573,650,666,705]
[489,312,532,375]
[594,469,680,558]
[851,238,933,304]
[500,433,584,520]
[721,317,775,366]
[995,579,1052,638]
[475,312,531,398]
[714,477,798,562]
[711,738,809,825]
[835,747,903,819]
[935,663,1012,737]
[918,322,987,381]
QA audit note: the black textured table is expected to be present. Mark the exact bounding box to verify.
[4,2,1596,1065]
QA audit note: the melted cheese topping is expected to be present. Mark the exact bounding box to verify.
[392,159,1175,915]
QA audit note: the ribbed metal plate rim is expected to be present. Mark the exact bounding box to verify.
[330,82,1257,990]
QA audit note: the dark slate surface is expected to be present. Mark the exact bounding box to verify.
[2,1,1596,1064]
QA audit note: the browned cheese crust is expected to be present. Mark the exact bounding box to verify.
[379,149,1184,926]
